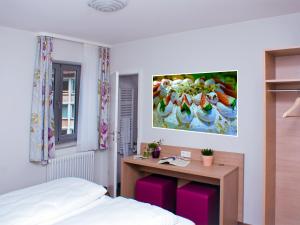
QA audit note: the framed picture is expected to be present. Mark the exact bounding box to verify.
[152,71,238,136]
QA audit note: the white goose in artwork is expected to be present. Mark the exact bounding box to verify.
[195,93,217,123]
[176,94,194,124]
[215,91,237,119]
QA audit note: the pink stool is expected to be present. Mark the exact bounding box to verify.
[176,182,219,225]
[135,175,177,212]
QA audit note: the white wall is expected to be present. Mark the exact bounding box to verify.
[111,13,300,225]
[0,26,44,194]
[52,39,83,63]
[0,26,108,194]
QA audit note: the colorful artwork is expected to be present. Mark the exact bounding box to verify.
[153,71,238,136]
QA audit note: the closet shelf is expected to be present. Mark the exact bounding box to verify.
[265,79,300,84]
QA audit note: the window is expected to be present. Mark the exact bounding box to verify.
[62,105,69,118]
[53,63,81,144]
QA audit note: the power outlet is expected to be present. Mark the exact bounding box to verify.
[181,150,191,158]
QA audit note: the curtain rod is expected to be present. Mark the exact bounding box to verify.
[36,32,111,48]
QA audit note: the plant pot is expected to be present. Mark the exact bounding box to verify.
[152,150,161,158]
[202,155,214,166]
[143,150,151,158]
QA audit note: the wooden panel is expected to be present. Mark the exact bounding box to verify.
[121,162,146,198]
[275,55,300,80]
[265,51,276,80]
[275,93,300,225]
[265,79,300,84]
[221,169,239,225]
[264,51,277,225]
[267,83,300,92]
[177,179,191,187]
[266,47,300,56]
[139,164,220,185]
[140,143,244,222]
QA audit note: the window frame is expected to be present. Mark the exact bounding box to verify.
[53,62,81,145]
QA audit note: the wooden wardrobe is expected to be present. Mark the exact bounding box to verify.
[264,47,300,225]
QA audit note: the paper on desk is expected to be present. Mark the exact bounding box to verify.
[158,158,190,167]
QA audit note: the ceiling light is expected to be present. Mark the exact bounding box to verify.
[88,0,129,13]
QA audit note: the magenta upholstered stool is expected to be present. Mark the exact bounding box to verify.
[176,182,219,225]
[135,175,177,212]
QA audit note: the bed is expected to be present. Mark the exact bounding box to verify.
[0,178,194,225]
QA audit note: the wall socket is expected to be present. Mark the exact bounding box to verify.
[180,150,191,158]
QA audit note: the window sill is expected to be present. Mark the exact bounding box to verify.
[56,141,77,150]
[55,142,77,157]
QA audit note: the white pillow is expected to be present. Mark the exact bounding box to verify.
[0,177,107,225]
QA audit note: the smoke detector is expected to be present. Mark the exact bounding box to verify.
[88,0,129,12]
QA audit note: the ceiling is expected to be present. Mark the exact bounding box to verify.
[0,0,300,44]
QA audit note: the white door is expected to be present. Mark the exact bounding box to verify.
[107,72,119,197]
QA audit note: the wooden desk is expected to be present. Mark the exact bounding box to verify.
[121,156,239,225]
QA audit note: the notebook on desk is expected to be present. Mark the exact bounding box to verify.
[158,157,190,167]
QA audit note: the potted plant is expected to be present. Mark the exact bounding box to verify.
[201,148,214,166]
[148,139,162,158]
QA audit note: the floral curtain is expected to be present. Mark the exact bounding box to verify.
[29,36,55,163]
[98,47,110,150]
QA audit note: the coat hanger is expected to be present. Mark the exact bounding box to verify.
[283,93,300,118]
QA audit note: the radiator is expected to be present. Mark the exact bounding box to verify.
[46,151,95,182]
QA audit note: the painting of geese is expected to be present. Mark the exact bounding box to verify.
[153,71,238,136]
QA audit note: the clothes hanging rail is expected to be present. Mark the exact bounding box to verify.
[36,32,111,47]
[267,89,300,92]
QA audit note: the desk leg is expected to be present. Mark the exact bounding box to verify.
[220,169,239,225]
[121,161,143,198]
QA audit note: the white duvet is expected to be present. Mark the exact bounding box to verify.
[50,196,177,225]
[0,178,107,225]
[0,177,194,225]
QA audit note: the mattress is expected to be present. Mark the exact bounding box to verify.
[0,177,107,225]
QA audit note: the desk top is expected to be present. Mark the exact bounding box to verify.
[123,156,238,180]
